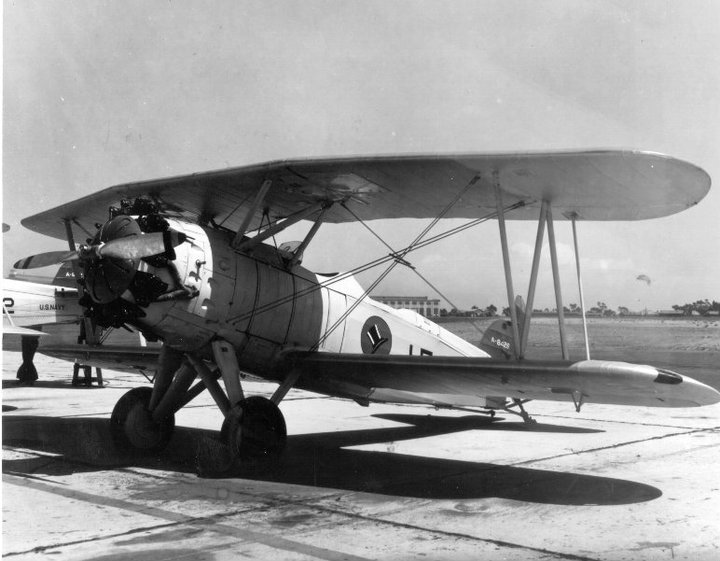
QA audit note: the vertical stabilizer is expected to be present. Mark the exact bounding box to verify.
[53,262,78,288]
[478,296,526,359]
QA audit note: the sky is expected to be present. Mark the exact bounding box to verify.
[3,0,719,312]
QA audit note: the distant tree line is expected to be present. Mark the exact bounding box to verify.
[441,304,497,317]
[456,301,619,318]
[441,299,719,318]
[671,299,720,316]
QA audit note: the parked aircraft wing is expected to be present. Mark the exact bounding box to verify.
[279,352,720,409]
[2,325,49,338]
[22,151,710,241]
[37,344,161,374]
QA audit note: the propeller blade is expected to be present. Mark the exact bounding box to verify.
[97,230,187,261]
[13,250,78,269]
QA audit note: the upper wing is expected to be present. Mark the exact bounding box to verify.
[279,352,720,409]
[22,150,710,241]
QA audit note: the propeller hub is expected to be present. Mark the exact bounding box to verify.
[84,216,142,303]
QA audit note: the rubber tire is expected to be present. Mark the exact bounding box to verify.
[195,435,235,479]
[221,396,287,462]
[110,387,175,454]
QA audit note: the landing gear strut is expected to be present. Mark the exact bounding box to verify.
[109,341,290,477]
[16,336,39,386]
[502,398,537,425]
[196,342,289,477]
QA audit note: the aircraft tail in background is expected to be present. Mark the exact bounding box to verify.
[478,296,526,359]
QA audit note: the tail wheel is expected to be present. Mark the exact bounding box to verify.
[221,396,287,461]
[110,387,175,453]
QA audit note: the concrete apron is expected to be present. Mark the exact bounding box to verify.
[3,353,719,561]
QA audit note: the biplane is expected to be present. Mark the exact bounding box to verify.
[2,275,162,384]
[13,150,720,472]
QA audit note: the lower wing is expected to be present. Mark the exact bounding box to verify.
[38,345,161,374]
[279,352,720,409]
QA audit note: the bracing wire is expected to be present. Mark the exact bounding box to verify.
[342,204,488,338]
[308,179,493,350]
[225,201,525,327]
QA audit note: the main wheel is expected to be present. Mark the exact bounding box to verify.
[221,396,287,461]
[110,387,175,453]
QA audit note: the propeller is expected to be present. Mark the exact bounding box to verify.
[14,215,187,305]
[14,251,76,270]
[13,229,186,270]
[82,216,188,304]
[75,230,187,262]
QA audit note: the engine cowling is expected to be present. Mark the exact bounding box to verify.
[78,211,189,330]
[77,210,327,362]
[83,215,142,304]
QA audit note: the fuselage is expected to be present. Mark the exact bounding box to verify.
[2,279,82,328]
[123,219,488,379]
[2,219,487,387]
[2,278,154,363]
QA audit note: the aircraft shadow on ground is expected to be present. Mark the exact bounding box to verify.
[1,412,660,506]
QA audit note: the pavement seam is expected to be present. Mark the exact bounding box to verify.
[2,472,373,561]
[3,469,70,486]
[4,394,716,560]
[145,478,606,561]
[508,425,720,467]
[4,457,598,561]
[119,469,604,561]
[537,412,719,430]
[3,519,191,557]
[202,488,605,561]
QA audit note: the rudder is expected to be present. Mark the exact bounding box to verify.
[478,296,526,359]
